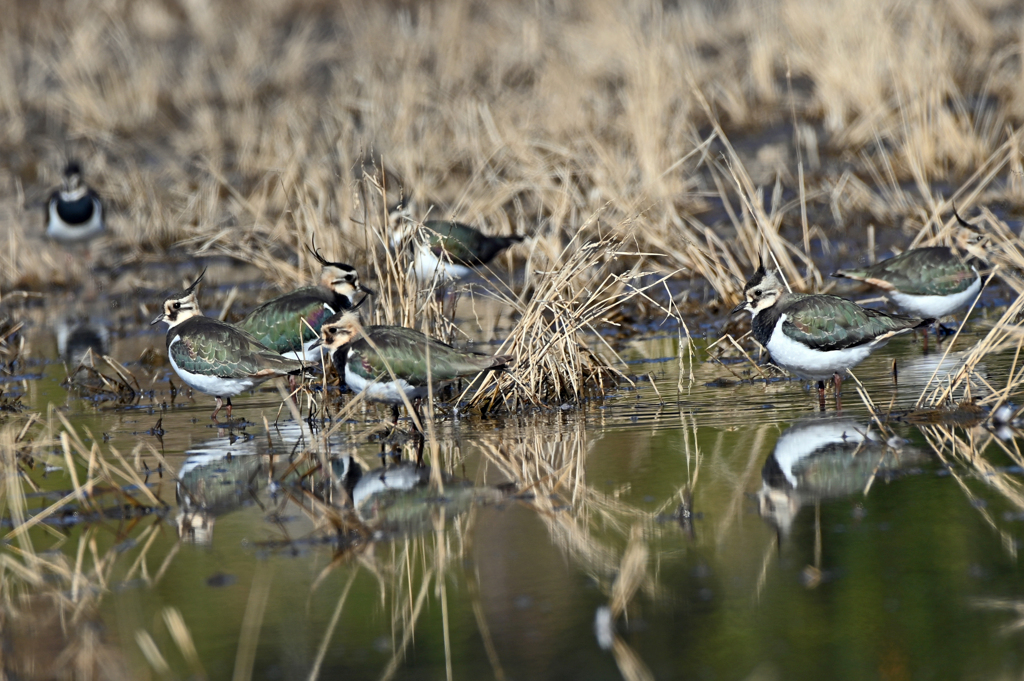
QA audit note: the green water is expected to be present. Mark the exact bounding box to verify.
[7,301,1024,680]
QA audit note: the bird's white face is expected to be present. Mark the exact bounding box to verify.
[151,292,202,328]
[389,223,416,248]
[953,225,988,260]
[738,266,783,316]
[60,172,87,201]
[320,264,364,299]
[756,484,799,537]
[387,201,414,229]
[318,312,361,350]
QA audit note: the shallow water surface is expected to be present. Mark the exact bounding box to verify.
[6,295,1024,681]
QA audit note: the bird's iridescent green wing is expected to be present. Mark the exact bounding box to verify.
[780,294,925,351]
[347,325,504,385]
[169,318,304,379]
[238,288,335,354]
[422,221,485,263]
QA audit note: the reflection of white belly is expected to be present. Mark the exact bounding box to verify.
[772,421,874,487]
[344,365,429,404]
[890,273,981,318]
[352,465,426,508]
[766,315,876,380]
[168,336,257,397]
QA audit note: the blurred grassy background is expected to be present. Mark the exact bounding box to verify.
[1,0,1022,297]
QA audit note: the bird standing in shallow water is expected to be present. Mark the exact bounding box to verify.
[45,161,105,245]
[237,243,373,361]
[732,263,932,410]
[832,209,986,344]
[390,202,523,281]
[312,309,513,427]
[151,271,311,421]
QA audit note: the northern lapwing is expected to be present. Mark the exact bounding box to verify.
[151,271,311,421]
[312,309,513,426]
[390,202,523,281]
[732,263,932,409]
[237,242,373,361]
[832,209,985,326]
[45,161,105,244]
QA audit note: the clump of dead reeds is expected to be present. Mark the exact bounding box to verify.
[465,223,675,411]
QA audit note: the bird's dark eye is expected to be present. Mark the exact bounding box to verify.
[752,290,761,298]
[173,302,181,310]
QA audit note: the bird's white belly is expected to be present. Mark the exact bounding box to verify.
[47,201,104,242]
[280,338,324,363]
[345,366,429,404]
[766,317,876,380]
[168,337,256,397]
[890,273,981,318]
[413,248,471,281]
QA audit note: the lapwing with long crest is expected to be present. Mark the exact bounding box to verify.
[151,271,312,421]
[237,240,374,361]
[733,262,932,410]
[389,200,523,281]
[832,208,986,329]
[45,161,105,244]
[312,305,513,427]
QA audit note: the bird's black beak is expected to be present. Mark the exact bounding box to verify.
[729,301,748,316]
[358,284,376,295]
[309,337,323,350]
[150,313,166,326]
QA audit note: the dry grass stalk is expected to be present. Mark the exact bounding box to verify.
[917,281,1023,409]
[609,524,649,619]
[233,565,274,681]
